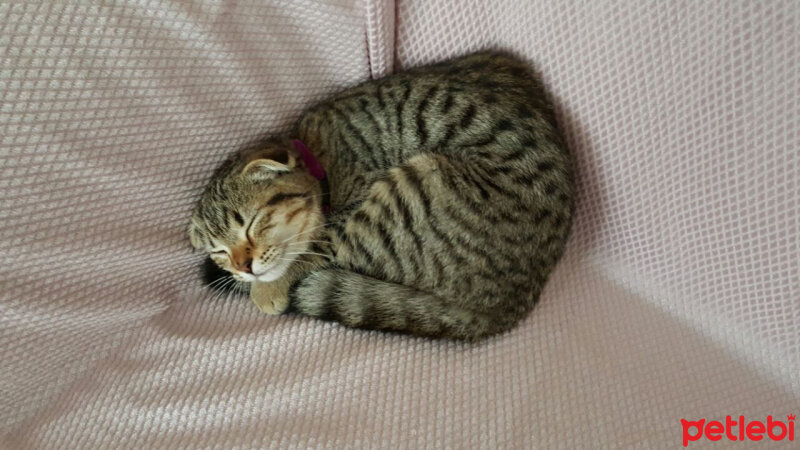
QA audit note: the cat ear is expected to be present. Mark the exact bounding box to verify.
[243,158,290,178]
[242,147,298,180]
[187,220,205,250]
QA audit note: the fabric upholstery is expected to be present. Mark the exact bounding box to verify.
[2,1,798,448]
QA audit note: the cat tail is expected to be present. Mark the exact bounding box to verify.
[288,268,502,341]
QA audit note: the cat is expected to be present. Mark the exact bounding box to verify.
[188,51,574,340]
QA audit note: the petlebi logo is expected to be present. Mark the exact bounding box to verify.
[681,414,795,447]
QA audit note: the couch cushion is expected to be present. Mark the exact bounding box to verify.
[3,0,798,447]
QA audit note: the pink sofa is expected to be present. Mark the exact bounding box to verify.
[2,1,798,447]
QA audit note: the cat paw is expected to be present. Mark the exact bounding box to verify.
[250,281,289,315]
[255,296,289,315]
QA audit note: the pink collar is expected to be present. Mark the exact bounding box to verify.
[292,139,326,180]
[292,139,330,214]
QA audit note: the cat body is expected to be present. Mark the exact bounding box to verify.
[190,51,574,340]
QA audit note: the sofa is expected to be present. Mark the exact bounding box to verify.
[2,1,798,447]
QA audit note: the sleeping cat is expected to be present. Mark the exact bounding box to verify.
[188,51,574,340]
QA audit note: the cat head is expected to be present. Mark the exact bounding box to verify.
[188,139,324,283]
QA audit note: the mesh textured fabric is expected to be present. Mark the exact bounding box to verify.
[1,0,370,441]
[2,0,799,448]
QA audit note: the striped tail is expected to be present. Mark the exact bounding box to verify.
[288,268,503,340]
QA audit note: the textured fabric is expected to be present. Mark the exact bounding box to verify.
[2,0,799,448]
[1,0,370,438]
[364,0,394,78]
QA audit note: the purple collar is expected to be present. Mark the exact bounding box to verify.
[292,139,330,214]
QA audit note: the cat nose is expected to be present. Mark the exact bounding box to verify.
[237,258,253,274]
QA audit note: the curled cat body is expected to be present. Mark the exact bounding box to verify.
[189,51,574,341]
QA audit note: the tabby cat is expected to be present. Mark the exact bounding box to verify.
[188,51,574,340]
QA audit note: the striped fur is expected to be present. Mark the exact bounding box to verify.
[192,51,574,340]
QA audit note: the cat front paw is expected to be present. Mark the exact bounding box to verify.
[250,281,289,315]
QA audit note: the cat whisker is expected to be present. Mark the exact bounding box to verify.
[205,272,228,285]
[212,277,246,301]
[290,240,333,251]
[285,251,333,260]
[221,286,237,303]
[208,278,234,302]
[234,281,248,298]
[277,257,318,267]
[277,223,331,245]
[220,277,238,291]
[207,278,231,295]
[292,239,330,245]
[216,286,234,302]
[206,275,233,290]
[218,277,238,294]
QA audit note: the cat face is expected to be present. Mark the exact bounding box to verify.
[189,143,323,283]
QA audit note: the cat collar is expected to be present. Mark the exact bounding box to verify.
[292,139,331,215]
